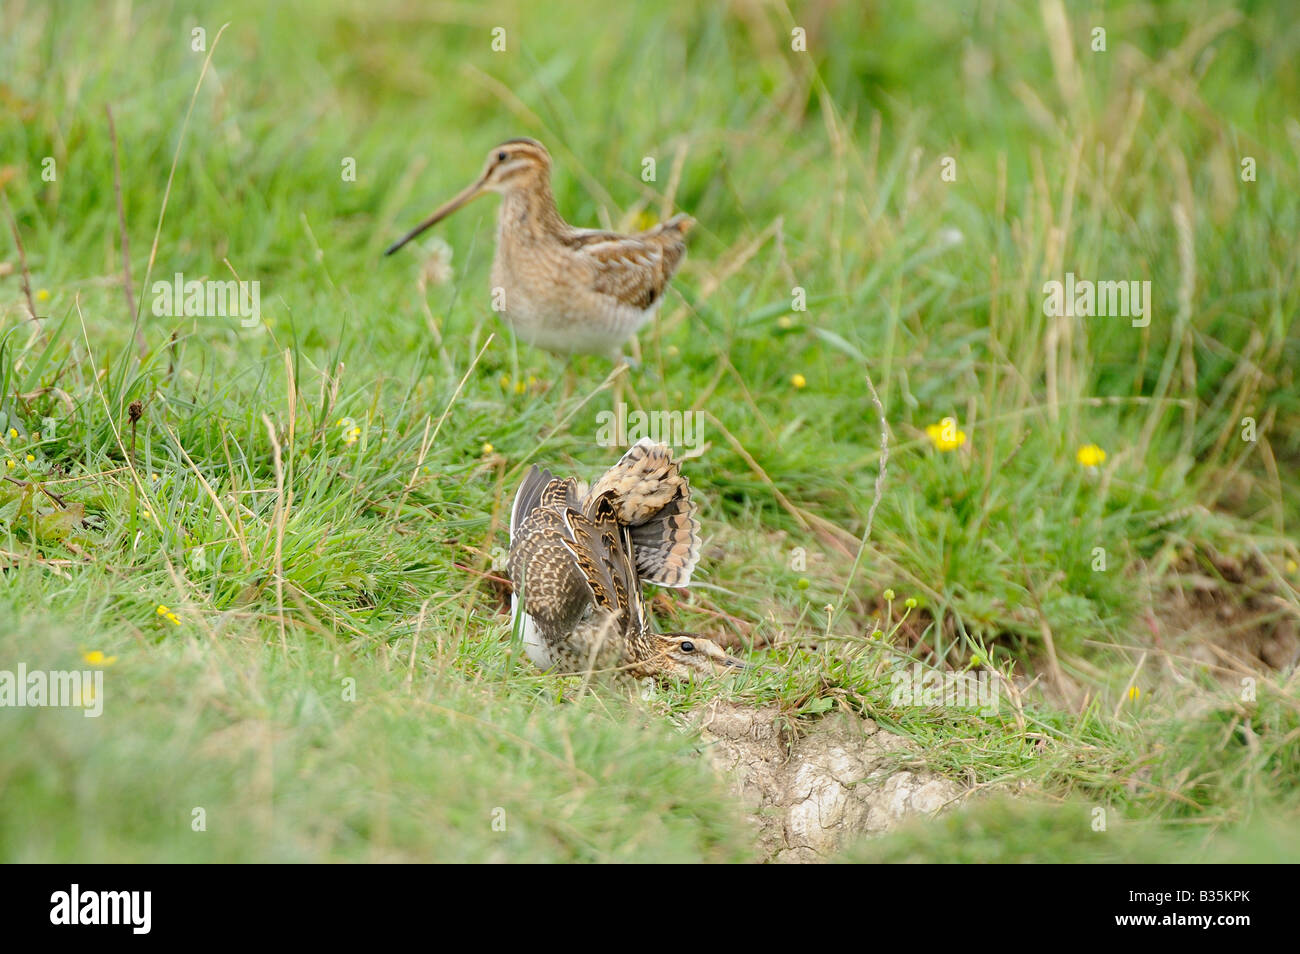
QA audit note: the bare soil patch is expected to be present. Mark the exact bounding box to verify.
[694,702,963,863]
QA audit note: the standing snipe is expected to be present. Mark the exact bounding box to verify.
[386,138,693,364]
[507,438,745,680]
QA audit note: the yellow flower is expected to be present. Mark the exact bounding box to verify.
[166,612,180,625]
[791,373,807,389]
[494,374,544,394]
[777,315,794,330]
[1127,685,1141,701]
[481,442,495,455]
[340,417,361,445]
[83,650,117,666]
[338,418,364,444]
[4,459,12,470]
[925,417,966,451]
[1077,444,1107,468]
[1287,559,1298,575]
[36,289,50,302]
[7,428,15,439]
[156,604,169,616]
[25,453,34,462]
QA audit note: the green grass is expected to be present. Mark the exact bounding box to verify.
[1,0,1298,861]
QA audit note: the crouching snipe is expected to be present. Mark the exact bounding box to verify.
[507,438,745,680]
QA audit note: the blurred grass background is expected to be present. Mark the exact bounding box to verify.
[0,0,1297,861]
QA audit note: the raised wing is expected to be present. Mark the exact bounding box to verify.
[507,506,595,633]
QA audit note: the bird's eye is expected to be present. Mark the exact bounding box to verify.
[680,641,694,653]
[496,151,508,162]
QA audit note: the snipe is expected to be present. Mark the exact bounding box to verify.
[507,438,745,680]
[386,138,693,364]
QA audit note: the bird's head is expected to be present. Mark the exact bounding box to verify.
[386,138,551,255]
[641,632,750,681]
[475,138,552,192]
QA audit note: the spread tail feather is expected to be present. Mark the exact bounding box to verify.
[586,438,701,588]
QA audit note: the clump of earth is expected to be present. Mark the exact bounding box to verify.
[693,702,963,863]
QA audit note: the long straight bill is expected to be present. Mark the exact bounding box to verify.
[384,177,486,255]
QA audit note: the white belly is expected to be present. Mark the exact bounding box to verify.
[511,593,552,670]
[512,315,640,357]
[490,261,659,357]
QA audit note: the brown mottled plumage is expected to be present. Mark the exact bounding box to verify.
[587,437,700,588]
[386,138,692,362]
[507,439,743,680]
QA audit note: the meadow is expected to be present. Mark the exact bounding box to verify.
[1,0,1297,862]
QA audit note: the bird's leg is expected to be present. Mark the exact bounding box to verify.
[620,363,649,413]
[561,354,577,400]
[609,356,634,409]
